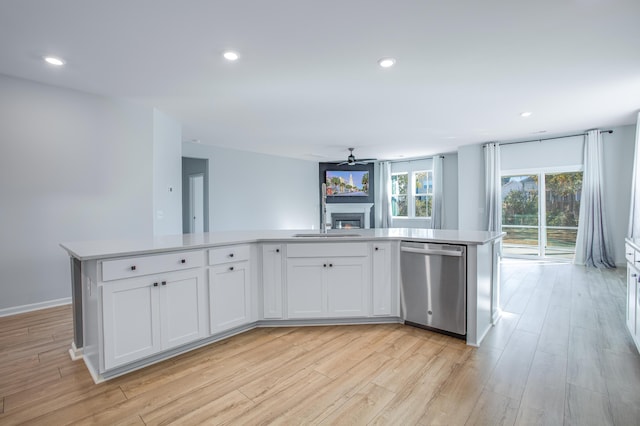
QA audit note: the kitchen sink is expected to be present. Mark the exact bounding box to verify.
[293,233,362,238]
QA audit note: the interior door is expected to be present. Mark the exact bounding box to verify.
[189,174,204,233]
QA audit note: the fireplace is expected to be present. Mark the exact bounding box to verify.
[332,213,365,230]
[325,203,374,229]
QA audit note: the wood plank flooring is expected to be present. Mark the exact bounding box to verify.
[1,262,639,425]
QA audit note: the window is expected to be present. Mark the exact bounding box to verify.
[391,173,408,216]
[414,170,433,217]
[392,170,433,218]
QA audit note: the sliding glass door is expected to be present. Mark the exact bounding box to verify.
[501,170,582,260]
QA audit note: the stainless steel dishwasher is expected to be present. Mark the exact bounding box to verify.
[400,241,466,338]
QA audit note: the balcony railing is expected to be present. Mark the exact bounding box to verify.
[502,224,578,259]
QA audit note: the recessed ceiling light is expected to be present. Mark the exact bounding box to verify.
[520,112,532,118]
[223,51,239,61]
[43,56,65,66]
[378,58,396,68]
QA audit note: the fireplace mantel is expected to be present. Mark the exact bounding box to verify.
[326,203,374,229]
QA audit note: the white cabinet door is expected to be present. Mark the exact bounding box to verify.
[102,277,161,370]
[102,269,207,370]
[262,244,283,319]
[287,258,325,318]
[627,265,638,337]
[209,261,251,333]
[326,257,369,317]
[635,273,640,344]
[372,243,392,316]
[287,255,370,319]
[160,269,207,350]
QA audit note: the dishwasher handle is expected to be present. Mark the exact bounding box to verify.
[400,246,464,257]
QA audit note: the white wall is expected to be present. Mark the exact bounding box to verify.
[442,153,459,230]
[182,143,319,230]
[458,144,486,231]
[501,135,583,171]
[153,109,182,236]
[457,124,636,265]
[0,74,154,312]
[601,125,635,265]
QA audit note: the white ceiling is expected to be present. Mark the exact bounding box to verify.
[1,0,639,162]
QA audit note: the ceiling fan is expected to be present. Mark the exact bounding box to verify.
[337,148,377,166]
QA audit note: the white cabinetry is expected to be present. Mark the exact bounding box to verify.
[627,263,637,337]
[372,242,394,316]
[326,257,370,316]
[262,244,284,319]
[208,245,252,333]
[287,258,324,318]
[625,241,640,353]
[286,243,370,319]
[102,277,159,369]
[101,261,206,370]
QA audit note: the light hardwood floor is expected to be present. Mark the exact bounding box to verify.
[1,262,639,425]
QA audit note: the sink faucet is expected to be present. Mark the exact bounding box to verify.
[321,183,327,234]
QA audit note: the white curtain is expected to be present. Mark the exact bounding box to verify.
[379,161,392,228]
[575,130,615,268]
[430,156,444,229]
[484,143,502,232]
[628,112,640,237]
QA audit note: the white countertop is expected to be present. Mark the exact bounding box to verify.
[626,238,640,251]
[60,228,505,261]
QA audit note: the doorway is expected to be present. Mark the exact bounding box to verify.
[501,168,582,260]
[189,174,204,233]
[182,157,209,233]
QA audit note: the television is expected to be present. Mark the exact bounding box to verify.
[324,170,369,197]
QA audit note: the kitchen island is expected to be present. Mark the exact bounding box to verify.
[61,228,503,382]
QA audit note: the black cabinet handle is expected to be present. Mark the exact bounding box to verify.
[153,282,158,287]
[276,248,280,253]
[323,264,327,268]
[131,265,136,271]
[229,266,234,271]
[375,247,379,251]
[161,281,167,286]
[181,259,186,264]
[329,263,333,267]
[229,253,234,258]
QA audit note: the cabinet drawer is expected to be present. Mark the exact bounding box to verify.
[287,242,368,258]
[626,244,635,265]
[102,250,204,282]
[209,245,250,265]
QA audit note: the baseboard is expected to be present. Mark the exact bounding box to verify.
[0,297,72,317]
[492,308,502,325]
[69,341,83,361]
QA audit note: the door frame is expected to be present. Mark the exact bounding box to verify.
[501,165,582,260]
